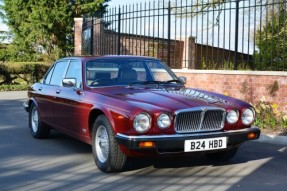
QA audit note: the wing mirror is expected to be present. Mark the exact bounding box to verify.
[62,78,76,87]
[178,76,187,84]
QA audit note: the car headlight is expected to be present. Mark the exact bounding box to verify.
[226,110,239,124]
[157,113,171,129]
[133,113,151,133]
[242,108,255,125]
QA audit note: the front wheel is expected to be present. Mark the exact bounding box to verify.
[204,147,239,162]
[92,115,127,172]
[29,102,50,139]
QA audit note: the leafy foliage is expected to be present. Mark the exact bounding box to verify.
[0,0,110,62]
[254,0,287,70]
[254,98,287,130]
[0,62,50,85]
[0,84,29,91]
[239,79,287,131]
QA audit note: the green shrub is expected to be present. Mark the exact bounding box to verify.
[254,99,287,129]
[240,80,287,132]
[0,62,50,85]
[0,84,29,91]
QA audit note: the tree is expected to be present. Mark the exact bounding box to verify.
[0,0,110,62]
[255,0,287,70]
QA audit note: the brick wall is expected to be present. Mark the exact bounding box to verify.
[173,70,287,115]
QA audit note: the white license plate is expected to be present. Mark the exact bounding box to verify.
[184,137,227,152]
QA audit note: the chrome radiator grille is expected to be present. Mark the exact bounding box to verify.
[174,107,226,133]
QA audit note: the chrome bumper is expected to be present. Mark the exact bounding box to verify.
[115,126,260,152]
[23,100,29,112]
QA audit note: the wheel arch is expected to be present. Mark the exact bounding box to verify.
[28,98,38,110]
[88,108,116,137]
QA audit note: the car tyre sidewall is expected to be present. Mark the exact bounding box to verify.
[92,115,127,173]
[29,102,50,139]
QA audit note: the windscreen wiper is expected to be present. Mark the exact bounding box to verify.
[128,80,162,86]
[158,79,182,84]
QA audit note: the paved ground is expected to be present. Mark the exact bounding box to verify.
[0,91,287,191]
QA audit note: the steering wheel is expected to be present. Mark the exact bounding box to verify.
[90,78,107,86]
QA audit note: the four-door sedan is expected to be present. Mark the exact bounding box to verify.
[23,55,260,172]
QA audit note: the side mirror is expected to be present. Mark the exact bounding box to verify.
[178,76,187,84]
[62,78,76,87]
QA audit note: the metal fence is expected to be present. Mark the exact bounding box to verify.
[82,0,287,71]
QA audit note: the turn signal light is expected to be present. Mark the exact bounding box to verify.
[139,141,155,148]
[248,133,257,140]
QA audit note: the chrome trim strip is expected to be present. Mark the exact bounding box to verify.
[116,126,259,140]
[174,106,225,115]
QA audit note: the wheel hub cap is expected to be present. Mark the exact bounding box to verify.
[31,108,38,132]
[95,125,109,163]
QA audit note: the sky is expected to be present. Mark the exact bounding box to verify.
[109,0,147,7]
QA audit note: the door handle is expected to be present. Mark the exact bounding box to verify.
[56,89,61,94]
[38,87,42,91]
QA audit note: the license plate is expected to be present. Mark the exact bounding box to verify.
[184,137,227,152]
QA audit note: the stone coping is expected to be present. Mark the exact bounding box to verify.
[172,69,287,76]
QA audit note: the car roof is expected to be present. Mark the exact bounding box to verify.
[59,55,160,63]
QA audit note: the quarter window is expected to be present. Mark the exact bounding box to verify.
[49,61,69,86]
[43,65,55,84]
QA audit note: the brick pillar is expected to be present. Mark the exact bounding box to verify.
[188,36,196,69]
[179,36,196,69]
[93,19,105,55]
[74,18,83,56]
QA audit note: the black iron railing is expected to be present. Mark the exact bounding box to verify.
[82,0,287,71]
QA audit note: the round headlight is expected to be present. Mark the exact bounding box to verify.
[133,113,151,133]
[157,113,171,129]
[226,110,239,124]
[242,108,255,125]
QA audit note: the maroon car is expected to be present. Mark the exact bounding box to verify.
[23,55,260,172]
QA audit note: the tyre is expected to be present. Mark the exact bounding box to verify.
[92,115,127,173]
[29,102,50,139]
[205,147,239,162]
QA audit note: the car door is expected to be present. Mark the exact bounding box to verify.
[45,60,70,127]
[33,63,57,125]
[52,59,90,138]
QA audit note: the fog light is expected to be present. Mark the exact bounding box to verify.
[139,141,155,148]
[248,132,256,139]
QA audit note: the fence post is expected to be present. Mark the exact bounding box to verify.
[167,1,171,67]
[89,17,93,55]
[117,7,121,55]
[234,0,240,70]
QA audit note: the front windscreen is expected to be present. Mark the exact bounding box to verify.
[85,58,177,87]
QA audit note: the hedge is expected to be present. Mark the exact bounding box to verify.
[0,84,30,91]
[0,62,50,86]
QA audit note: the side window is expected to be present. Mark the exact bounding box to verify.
[43,64,55,84]
[50,61,69,86]
[65,60,82,88]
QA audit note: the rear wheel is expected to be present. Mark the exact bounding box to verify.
[29,103,50,139]
[205,147,239,162]
[92,115,127,172]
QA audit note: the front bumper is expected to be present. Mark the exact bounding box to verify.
[116,127,260,153]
